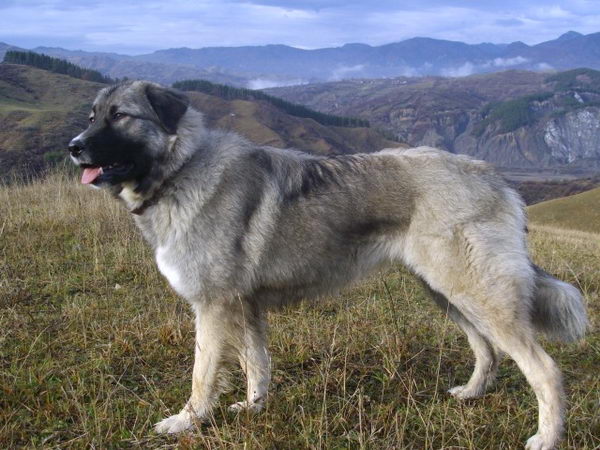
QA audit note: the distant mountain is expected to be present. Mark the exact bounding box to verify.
[132,31,600,82]
[2,31,600,88]
[267,69,600,169]
[0,64,400,181]
[29,46,252,87]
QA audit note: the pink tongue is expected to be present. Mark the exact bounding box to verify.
[81,167,103,184]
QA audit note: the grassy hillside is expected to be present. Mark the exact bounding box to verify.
[188,91,400,156]
[4,50,115,84]
[514,175,600,205]
[528,187,600,234]
[0,64,103,178]
[0,174,598,448]
[174,79,370,128]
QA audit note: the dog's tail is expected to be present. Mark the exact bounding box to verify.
[531,264,588,342]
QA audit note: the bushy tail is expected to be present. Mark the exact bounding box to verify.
[531,265,588,342]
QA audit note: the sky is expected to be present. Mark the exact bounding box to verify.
[1,1,599,55]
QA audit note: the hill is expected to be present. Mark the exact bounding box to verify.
[267,69,600,169]
[4,50,115,84]
[186,91,398,156]
[0,63,103,179]
[174,79,370,128]
[0,64,400,181]
[528,187,600,234]
[515,175,600,205]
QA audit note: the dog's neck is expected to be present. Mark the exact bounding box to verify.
[128,184,166,216]
[120,108,205,216]
[118,152,187,216]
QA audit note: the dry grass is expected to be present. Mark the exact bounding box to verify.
[1,173,598,448]
[528,187,600,234]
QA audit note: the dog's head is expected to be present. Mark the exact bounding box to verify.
[68,81,189,191]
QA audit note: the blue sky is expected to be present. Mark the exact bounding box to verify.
[1,1,599,54]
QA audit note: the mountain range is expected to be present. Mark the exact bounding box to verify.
[3,31,600,87]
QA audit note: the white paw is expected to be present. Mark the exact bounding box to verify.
[154,411,193,434]
[447,384,483,400]
[525,434,556,450]
[228,400,264,413]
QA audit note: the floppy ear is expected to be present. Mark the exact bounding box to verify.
[145,84,190,134]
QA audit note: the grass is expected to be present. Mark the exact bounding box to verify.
[528,187,600,234]
[1,173,599,448]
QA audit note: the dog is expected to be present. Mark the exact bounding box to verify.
[68,81,587,449]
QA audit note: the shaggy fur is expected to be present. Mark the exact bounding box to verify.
[68,81,588,450]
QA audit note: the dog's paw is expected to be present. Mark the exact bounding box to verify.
[154,411,193,434]
[525,434,556,450]
[447,384,484,400]
[228,400,264,414]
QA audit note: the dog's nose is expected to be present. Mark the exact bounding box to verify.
[68,138,85,157]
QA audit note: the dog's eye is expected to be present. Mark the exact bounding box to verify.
[113,112,125,121]
[89,117,95,123]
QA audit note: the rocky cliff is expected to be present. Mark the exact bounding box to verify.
[268,69,600,169]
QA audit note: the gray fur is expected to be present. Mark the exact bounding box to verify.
[532,265,588,342]
[69,81,588,449]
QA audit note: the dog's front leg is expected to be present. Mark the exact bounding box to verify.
[229,308,270,413]
[155,302,225,434]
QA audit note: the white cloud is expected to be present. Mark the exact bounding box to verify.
[536,62,554,71]
[491,56,529,67]
[247,78,307,89]
[441,56,531,78]
[329,64,365,81]
[441,62,475,77]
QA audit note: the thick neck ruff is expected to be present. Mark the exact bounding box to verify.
[129,185,166,215]
[129,136,191,216]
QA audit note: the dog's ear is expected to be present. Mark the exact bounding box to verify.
[145,84,190,134]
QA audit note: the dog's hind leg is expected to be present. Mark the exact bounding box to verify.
[229,301,270,413]
[434,268,563,447]
[408,224,565,448]
[422,281,500,399]
[155,301,229,434]
[483,307,565,450]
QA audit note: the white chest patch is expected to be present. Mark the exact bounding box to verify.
[155,246,184,295]
[119,184,143,206]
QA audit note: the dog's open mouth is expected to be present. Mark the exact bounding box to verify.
[80,162,133,185]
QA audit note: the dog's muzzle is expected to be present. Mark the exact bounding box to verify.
[68,138,85,158]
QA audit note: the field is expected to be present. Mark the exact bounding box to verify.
[1,174,598,448]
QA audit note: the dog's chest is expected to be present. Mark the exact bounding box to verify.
[155,246,186,296]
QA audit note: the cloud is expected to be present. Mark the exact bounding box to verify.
[494,18,524,27]
[491,56,529,67]
[440,62,476,77]
[440,56,530,78]
[329,64,365,81]
[247,78,307,89]
[1,1,600,54]
[536,62,554,71]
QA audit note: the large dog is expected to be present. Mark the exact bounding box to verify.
[69,81,587,449]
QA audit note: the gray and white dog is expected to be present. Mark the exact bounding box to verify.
[69,81,587,450]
